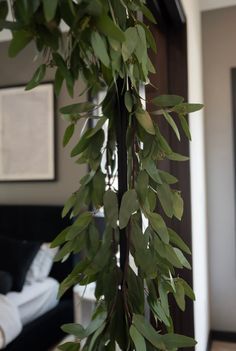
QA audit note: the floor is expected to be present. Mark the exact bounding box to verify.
[211,341,236,350]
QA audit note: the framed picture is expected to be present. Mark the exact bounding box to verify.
[0,83,55,181]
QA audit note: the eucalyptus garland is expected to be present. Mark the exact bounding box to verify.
[0,0,203,350]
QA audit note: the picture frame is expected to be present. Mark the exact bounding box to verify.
[0,83,55,182]
[232,68,236,186]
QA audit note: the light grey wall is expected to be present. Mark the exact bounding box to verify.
[202,6,236,331]
[0,41,86,205]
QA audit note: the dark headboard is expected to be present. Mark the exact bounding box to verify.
[0,205,73,298]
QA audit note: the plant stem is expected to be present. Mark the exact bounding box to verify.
[116,78,128,276]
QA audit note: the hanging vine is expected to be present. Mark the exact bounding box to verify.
[0,0,203,350]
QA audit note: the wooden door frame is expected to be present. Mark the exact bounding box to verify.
[147,1,194,348]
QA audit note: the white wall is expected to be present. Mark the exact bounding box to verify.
[181,1,210,350]
[200,0,236,11]
[202,6,236,332]
[0,41,86,205]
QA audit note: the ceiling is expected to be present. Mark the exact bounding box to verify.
[200,0,236,11]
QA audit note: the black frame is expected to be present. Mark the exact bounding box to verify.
[231,69,236,199]
[0,82,57,183]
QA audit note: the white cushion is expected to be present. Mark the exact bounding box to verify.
[25,243,58,283]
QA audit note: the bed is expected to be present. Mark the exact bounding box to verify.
[0,205,74,351]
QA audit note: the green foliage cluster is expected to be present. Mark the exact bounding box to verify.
[1,0,203,350]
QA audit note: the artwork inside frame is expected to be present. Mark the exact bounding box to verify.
[0,83,55,182]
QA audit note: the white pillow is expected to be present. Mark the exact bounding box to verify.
[26,243,58,284]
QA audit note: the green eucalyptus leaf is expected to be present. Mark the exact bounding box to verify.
[14,0,40,22]
[67,228,86,250]
[135,109,155,135]
[132,315,165,350]
[62,193,76,218]
[131,215,146,251]
[58,342,80,351]
[147,56,156,74]
[140,5,156,24]
[51,226,71,248]
[81,171,96,187]
[159,170,178,185]
[43,0,58,22]
[143,160,162,184]
[63,124,75,147]
[152,95,184,107]
[54,68,64,97]
[58,259,90,298]
[88,324,105,351]
[156,183,173,218]
[135,24,147,64]
[128,267,144,314]
[179,115,191,140]
[85,223,100,259]
[174,248,191,270]
[25,64,46,91]
[147,188,156,212]
[158,280,170,317]
[148,213,169,243]
[161,333,197,348]
[72,187,89,217]
[95,14,125,42]
[86,116,107,138]
[148,298,170,327]
[174,103,204,114]
[153,236,183,269]
[141,23,157,53]
[68,212,92,239]
[91,31,110,68]
[156,129,172,154]
[92,170,105,208]
[104,190,119,229]
[179,278,195,300]
[167,152,189,162]
[86,311,107,337]
[162,110,180,141]
[9,30,33,57]
[52,53,74,97]
[119,189,139,229]
[122,27,138,61]
[124,91,133,113]
[60,102,95,115]
[136,170,149,204]
[70,129,93,157]
[174,280,186,311]
[85,0,103,16]
[61,323,86,339]
[168,228,191,255]
[172,191,184,220]
[130,325,147,351]
[54,240,74,262]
